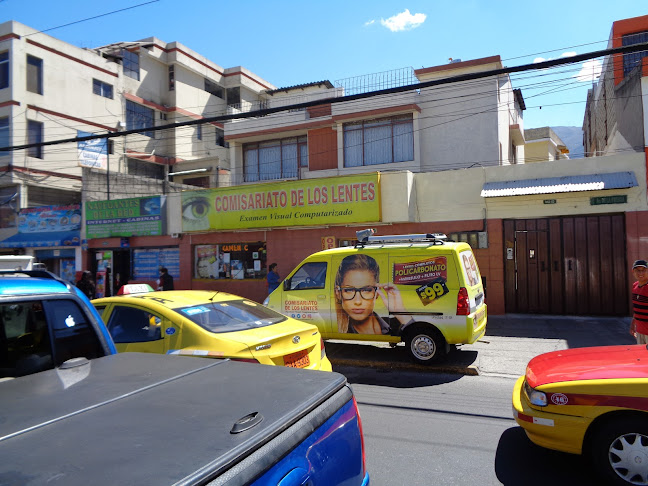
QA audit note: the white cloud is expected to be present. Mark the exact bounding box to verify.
[364,19,375,26]
[533,57,546,64]
[575,59,602,82]
[380,9,426,32]
[561,51,577,58]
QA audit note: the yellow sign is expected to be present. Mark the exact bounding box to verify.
[322,236,337,250]
[182,174,381,232]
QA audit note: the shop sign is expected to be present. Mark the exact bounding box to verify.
[77,130,108,170]
[85,196,165,238]
[181,173,381,232]
[590,195,627,205]
[18,204,82,233]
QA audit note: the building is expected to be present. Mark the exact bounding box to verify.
[524,127,569,162]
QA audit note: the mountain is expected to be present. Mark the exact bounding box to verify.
[551,126,585,159]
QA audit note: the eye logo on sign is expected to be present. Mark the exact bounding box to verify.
[551,393,569,405]
[415,278,449,306]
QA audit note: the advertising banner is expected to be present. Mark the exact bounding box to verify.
[18,204,82,233]
[181,173,380,232]
[78,130,108,170]
[133,248,180,280]
[85,196,165,238]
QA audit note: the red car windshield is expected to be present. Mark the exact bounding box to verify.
[176,299,286,333]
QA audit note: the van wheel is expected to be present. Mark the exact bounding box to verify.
[405,326,446,365]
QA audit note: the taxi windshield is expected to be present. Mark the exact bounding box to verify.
[175,299,286,333]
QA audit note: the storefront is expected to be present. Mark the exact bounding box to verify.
[85,195,179,296]
[0,204,81,282]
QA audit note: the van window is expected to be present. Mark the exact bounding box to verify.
[459,250,481,287]
[288,262,327,290]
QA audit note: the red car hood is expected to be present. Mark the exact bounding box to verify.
[526,344,648,388]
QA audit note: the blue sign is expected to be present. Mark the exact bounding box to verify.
[78,130,108,170]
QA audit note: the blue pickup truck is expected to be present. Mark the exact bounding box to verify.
[0,271,370,485]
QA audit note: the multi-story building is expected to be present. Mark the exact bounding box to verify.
[524,127,569,162]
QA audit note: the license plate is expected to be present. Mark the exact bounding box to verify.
[474,309,485,328]
[284,349,310,368]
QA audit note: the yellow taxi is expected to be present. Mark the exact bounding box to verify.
[512,344,648,486]
[93,287,332,371]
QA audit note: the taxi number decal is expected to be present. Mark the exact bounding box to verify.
[415,278,449,306]
[182,306,210,315]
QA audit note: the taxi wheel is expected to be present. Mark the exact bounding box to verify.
[589,417,648,486]
[405,326,446,365]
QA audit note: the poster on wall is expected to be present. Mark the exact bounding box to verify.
[95,271,107,299]
[133,248,180,280]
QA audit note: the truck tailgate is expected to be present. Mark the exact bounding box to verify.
[0,353,349,485]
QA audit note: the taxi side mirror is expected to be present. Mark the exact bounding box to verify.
[283,280,291,291]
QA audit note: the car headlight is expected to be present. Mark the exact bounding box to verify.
[524,381,547,407]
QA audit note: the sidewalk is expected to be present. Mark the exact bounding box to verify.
[326,314,636,377]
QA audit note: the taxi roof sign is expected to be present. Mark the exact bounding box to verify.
[117,283,154,295]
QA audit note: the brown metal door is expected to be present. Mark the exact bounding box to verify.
[504,215,627,316]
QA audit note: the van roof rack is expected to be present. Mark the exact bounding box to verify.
[355,230,448,248]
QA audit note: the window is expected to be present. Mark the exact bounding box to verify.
[183,176,210,188]
[226,87,240,106]
[127,158,165,179]
[204,78,224,99]
[122,49,140,80]
[46,299,104,365]
[622,31,648,77]
[27,120,43,158]
[0,52,8,89]
[107,307,163,343]
[215,127,225,147]
[168,65,175,91]
[244,136,308,182]
[196,124,202,140]
[178,299,285,333]
[343,114,413,167]
[286,262,327,290]
[194,243,267,280]
[126,100,154,137]
[26,55,43,94]
[92,79,113,99]
[0,117,8,149]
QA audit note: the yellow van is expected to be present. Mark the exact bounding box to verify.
[265,230,487,364]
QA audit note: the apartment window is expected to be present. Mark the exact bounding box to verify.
[127,158,165,179]
[26,55,43,94]
[126,100,154,138]
[196,124,202,140]
[123,49,140,80]
[92,79,113,99]
[204,78,224,99]
[0,52,8,89]
[184,176,210,188]
[622,31,648,77]
[215,128,225,147]
[343,114,413,167]
[244,136,307,182]
[27,120,43,159]
[0,118,8,149]
[168,65,175,91]
[226,87,240,107]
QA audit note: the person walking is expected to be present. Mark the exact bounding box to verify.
[267,263,280,294]
[159,267,175,291]
[76,271,95,300]
[630,259,648,344]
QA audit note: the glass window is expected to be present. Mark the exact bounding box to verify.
[123,49,140,80]
[27,120,43,159]
[177,299,285,333]
[205,78,224,99]
[0,117,8,149]
[168,65,175,91]
[623,31,648,77]
[126,100,154,138]
[286,262,327,290]
[0,301,53,378]
[107,306,163,343]
[92,79,113,99]
[127,158,165,179]
[44,299,104,366]
[226,87,240,106]
[215,127,225,147]
[196,124,202,140]
[343,114,414,167]
[26,55,43,94]
[194,243,267,280]
[0,52,8,90]
[243,136,307,182]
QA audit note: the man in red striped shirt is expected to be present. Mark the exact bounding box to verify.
[630,259,648,344]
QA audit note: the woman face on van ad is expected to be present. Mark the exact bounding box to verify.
[339,269,378,323]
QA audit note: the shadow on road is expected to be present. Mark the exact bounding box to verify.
[334,364,464,387]
[494,427,607,485]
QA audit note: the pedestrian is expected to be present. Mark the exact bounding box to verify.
[159,267,175,291]
[267,263,280,294]
[630,259,648,344]
[76,271,95,300]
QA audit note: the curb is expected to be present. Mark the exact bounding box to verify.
[329,357,480,376]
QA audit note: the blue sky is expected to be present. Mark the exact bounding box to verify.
[2,0,647,128]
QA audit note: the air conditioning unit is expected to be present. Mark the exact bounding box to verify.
[171,233,180,239]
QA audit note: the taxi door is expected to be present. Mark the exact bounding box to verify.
[279,259,333,334]
[104,304,167,354]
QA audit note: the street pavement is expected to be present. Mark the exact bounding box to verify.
[326,314,637,377]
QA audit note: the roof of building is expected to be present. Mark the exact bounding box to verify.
[414,55,502,77]
[524,127,567,151]
[481,171,638,197]
[265,80,334,95]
